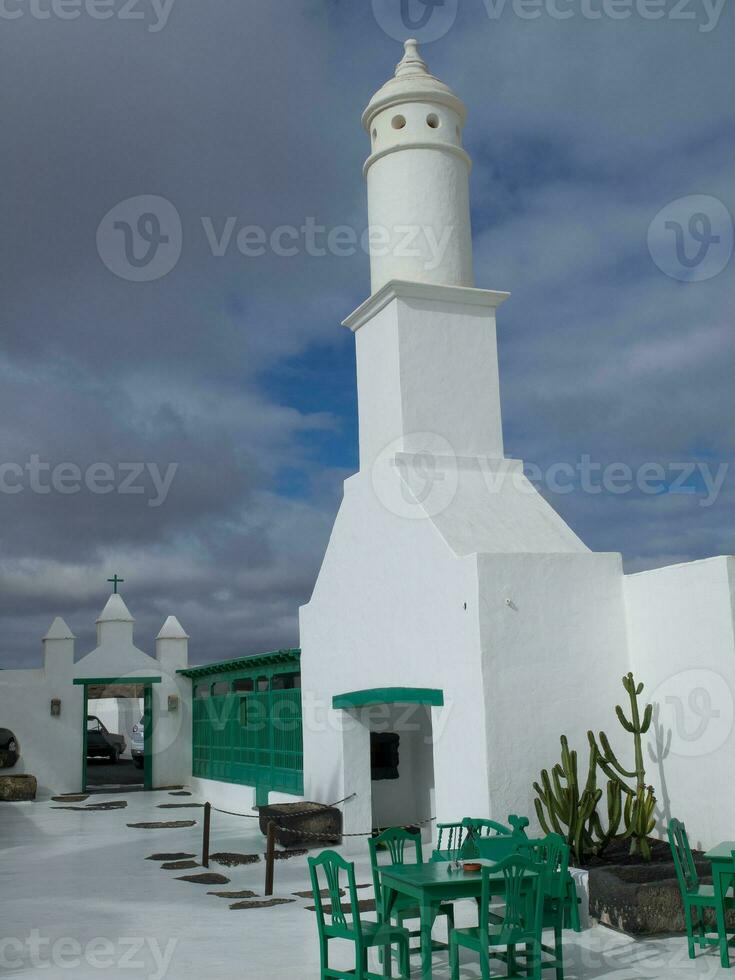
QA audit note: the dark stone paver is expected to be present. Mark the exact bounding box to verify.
[305,899,376,914]
[162,860,200,870]
[230,899,295,910]
[208,889,258,899]
[293,888,345,899]
[128,820,196,829]
[156,803,204,809]
[273,848,307,861]
[210,852,260,867]
[146,852,196,861]
[177,872,230,885]
[53,800,127,812]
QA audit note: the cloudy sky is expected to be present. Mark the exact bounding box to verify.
[0,0,732,667]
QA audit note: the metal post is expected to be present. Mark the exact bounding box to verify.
[202,801,211,868]
[265,820,276,896]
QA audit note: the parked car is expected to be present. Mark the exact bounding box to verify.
[0,728,19,768]
[131,716,144,769]
[86,715,126,763]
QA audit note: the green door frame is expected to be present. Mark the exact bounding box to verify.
[75,677,160,791]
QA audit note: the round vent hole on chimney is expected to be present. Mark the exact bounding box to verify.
[427,113,440,129]
[391,115,406,130]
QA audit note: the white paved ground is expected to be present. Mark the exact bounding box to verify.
[0,791,731,979]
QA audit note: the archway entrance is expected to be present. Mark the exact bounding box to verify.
[332,688,442,840]
[74,678,158,791]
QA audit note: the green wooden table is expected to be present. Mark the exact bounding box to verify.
[380,862,529,980]
[704,841,735,968]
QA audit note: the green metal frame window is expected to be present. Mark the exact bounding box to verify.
[182,649,303,797]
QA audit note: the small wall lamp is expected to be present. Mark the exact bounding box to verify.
[50,699,61,717]
[168,694,179,712]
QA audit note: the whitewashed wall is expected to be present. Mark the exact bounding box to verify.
[300,466,492,846]
[0,603,192,796]
[478,552,630,832]
[624,556,735,849]
[0,648,83,797]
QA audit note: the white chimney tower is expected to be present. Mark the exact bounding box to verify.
[344,40,509,472]
[363,39,474,292]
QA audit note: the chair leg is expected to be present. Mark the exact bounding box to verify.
[479,946,491,980]
[449,935,460,980]
[319,937,329,979]
[684,904,696,960]
[554,924,564,980]
[507,943,516,976]
[355,942,366,980]
[398,934,410,980]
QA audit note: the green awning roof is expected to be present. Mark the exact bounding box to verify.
[178,648,300,680]
[332,687,444,709]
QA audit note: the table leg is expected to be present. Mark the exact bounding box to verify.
[714,867,730,969]
[419,901,437,980]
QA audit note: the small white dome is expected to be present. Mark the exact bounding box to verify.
[362,39,466,132]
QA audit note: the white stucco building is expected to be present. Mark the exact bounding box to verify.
[299,40,735,849]
[1,41,733,854]
[0,593,192,795]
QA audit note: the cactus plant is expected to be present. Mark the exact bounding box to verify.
[533,733,622,864]
[590,672,657,859]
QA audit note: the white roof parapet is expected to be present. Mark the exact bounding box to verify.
[43,617,75,641]
[96,593,134,624]
[156,616,189,640]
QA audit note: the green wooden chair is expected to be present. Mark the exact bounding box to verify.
[369,827,455,959]
[308,849,410,980]
[514,834,572,979]
[668,818,735,961]
[432,815,529,863]
[449,853,545,980]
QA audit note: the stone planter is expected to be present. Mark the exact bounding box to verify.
[569,867,591,930]
[589,859,735,936]
[0,774,37,802]
[257,802,342,848]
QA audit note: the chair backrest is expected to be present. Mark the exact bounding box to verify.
[463,817,512,838]
[480,854,545,948]
[518,833,570,901]
[668,819,699,895]
[368,827,423,908]
[308,849,363,942]
[433,815,530,862]
[432,822,468,862]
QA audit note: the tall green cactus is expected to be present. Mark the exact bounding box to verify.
[534,733,622,864]
[590,672,657,859]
